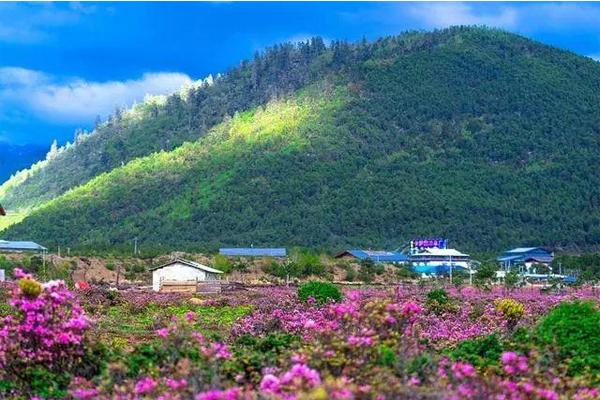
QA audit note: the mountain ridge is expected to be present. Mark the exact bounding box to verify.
[2,26,600,252]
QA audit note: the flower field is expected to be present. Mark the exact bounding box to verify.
[1,272,599,399]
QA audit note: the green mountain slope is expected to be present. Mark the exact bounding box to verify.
[0,37,330,210]
[3,27,600,252]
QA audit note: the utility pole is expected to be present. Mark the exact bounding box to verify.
[559,262,562,276]
[468,262,473,286]
[133,237,138,256]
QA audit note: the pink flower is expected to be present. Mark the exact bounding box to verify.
[401,302,423,316]
[70,388,100,399]
[134,376,158,394]
[260,374,281,394]
[185,311,196,322]
[451,362,476,379]
[156,328,169,338]
[331,388,354,399]
[537,389,559,400]
[347,335,373,347]
[166,378,187,390]
[501,352,528,375]
[501,351,518,364]
[196,388,241,400]
[280,363,321,388]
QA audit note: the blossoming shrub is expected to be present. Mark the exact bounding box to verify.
[494,298,525,328]
[0,269,91,397]
[1,279,598,399]
[298,281,342,305]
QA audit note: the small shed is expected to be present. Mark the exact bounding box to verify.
[150,258,224,292]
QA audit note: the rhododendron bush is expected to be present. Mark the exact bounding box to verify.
[0,269,92,397]
[0,273,599,399]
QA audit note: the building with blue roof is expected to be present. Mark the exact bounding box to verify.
[219,248,287,258]
[497,247,553,272]
[335,249,408,264]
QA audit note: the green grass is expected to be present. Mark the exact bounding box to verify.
[95,303,253,340]
[0,211,27,232]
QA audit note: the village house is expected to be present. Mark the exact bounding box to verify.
[150,258,224,292]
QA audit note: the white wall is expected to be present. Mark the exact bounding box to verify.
[152,262,207,291]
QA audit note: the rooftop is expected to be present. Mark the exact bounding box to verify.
[150,258,224,274]
[219,248,287,257]
[336,249,408,262]
[413,248,469,257]
[0,240,47,252]
[504,247,546,254]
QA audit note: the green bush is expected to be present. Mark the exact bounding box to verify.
[426,288,450,304]
[447,335,504,368]
[396,267,419,280]
[426,289,458,314]
[344,265,356,282]
[298,281,342,305]
[535,300,600,377]
[212,254,233,273]
[225,334,300,384]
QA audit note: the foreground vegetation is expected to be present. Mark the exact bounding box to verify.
[1,271,599,399]
[3,26,600,251]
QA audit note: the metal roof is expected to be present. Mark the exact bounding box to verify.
[498,247,553,263]
[219,248,287,257]
[337,249,408,262]
[149,258,224,274]
[0,240,47,251]
[504,247,545,254]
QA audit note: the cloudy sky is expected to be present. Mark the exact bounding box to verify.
[1,2,600,146]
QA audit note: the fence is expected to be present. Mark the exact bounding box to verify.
[159,280,246,294]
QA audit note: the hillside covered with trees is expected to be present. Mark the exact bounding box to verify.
[2,27,600,252]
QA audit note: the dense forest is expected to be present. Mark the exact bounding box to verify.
[2,27,600,253]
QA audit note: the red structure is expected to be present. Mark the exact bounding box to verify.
[0,204,5,216]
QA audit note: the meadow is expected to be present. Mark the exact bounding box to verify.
[0,271,599,399]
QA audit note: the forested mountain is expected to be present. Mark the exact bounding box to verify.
[0,143,46,183]
[0,37,330,210]
[2,27,600,252]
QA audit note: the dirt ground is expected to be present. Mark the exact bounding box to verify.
[2,251,401,285]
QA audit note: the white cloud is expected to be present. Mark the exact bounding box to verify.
[589,54,600,62]
[0,67,48,86]
[408,3,518,30]
[0,3,94,44]
[0,68,193,123]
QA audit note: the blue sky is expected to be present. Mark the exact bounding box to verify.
[1,2,600,146]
